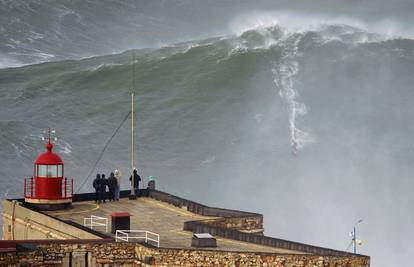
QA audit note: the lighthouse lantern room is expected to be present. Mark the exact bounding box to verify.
[24,130,73,210]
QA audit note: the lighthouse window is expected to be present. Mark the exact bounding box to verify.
[46,165,58,178]
[38,165,47,177]
[57,165,63,177]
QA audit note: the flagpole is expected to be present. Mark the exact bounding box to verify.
[130,92,136,199]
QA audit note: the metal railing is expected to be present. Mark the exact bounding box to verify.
[115,230,160,247]
[83,215,108,232]
[24,177,73,199]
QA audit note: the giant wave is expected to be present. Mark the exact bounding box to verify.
[1,23,414,267]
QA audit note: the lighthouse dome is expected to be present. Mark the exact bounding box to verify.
[34,142,64,165]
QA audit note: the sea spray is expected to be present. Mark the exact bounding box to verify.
[272,34,315,154]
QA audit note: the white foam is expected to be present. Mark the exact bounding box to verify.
[0,51,26,69]
[27,31,45,42]
[56,139,72,155]
[88,63,122,71]
[32,52,55,60]
[228,42,248,56]
[200,155,216,166]
[230,10,414,40]
[11,143,23,158]
[0,59,22,69]
[179,43,202,54]
[230,13,282,36]
[0,51,56,69]
[272,33,315,153]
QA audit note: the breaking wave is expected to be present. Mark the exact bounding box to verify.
[1,18,414,267]
[1,23,413,173]
[271,31,315,153]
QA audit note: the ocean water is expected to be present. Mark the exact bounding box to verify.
[1,2,414,266]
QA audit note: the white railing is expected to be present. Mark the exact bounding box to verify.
[83,215,108,232]
[116,230,160,247]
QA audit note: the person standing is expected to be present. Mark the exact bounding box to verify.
[100,174,107,203]
[147,176,155,190]
[93,174,101,203]
[107,172,117,201]
[114,169,122,201]
[129,169,141,196]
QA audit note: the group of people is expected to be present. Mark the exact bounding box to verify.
[93,170,122,203]
[93,169,142,203]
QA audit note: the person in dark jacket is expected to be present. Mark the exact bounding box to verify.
[93,174,101,203]
[129,169,141,196]
[100,174,107,203]
[107,172,117,201]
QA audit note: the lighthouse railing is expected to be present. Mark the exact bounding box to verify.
[23,177,34,198]
[23,177,73,199]
[30,177,34,197]
[64,177,67,198]
[63,177,73,199]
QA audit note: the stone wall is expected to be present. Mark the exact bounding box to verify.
[0,241,136,266]
[139,247,370,267]
[2,199,103,240]
[205,216,264,233]
[147,190,264,233]
[0,241,370,267]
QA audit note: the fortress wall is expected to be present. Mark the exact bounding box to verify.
[138,247,370,267]
[205,216,264,233]
[1,199,101,240]
[0,241,370,267]
[148,190,264,232]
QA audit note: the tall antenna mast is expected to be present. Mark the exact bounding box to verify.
[130,92,136,199]
[130,52,137,199]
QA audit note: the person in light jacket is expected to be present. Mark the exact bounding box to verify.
[114,169,122,201]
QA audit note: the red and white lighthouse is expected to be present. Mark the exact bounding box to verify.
[24,131,73,210]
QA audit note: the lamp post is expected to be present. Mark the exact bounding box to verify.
[351,219,363,254]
